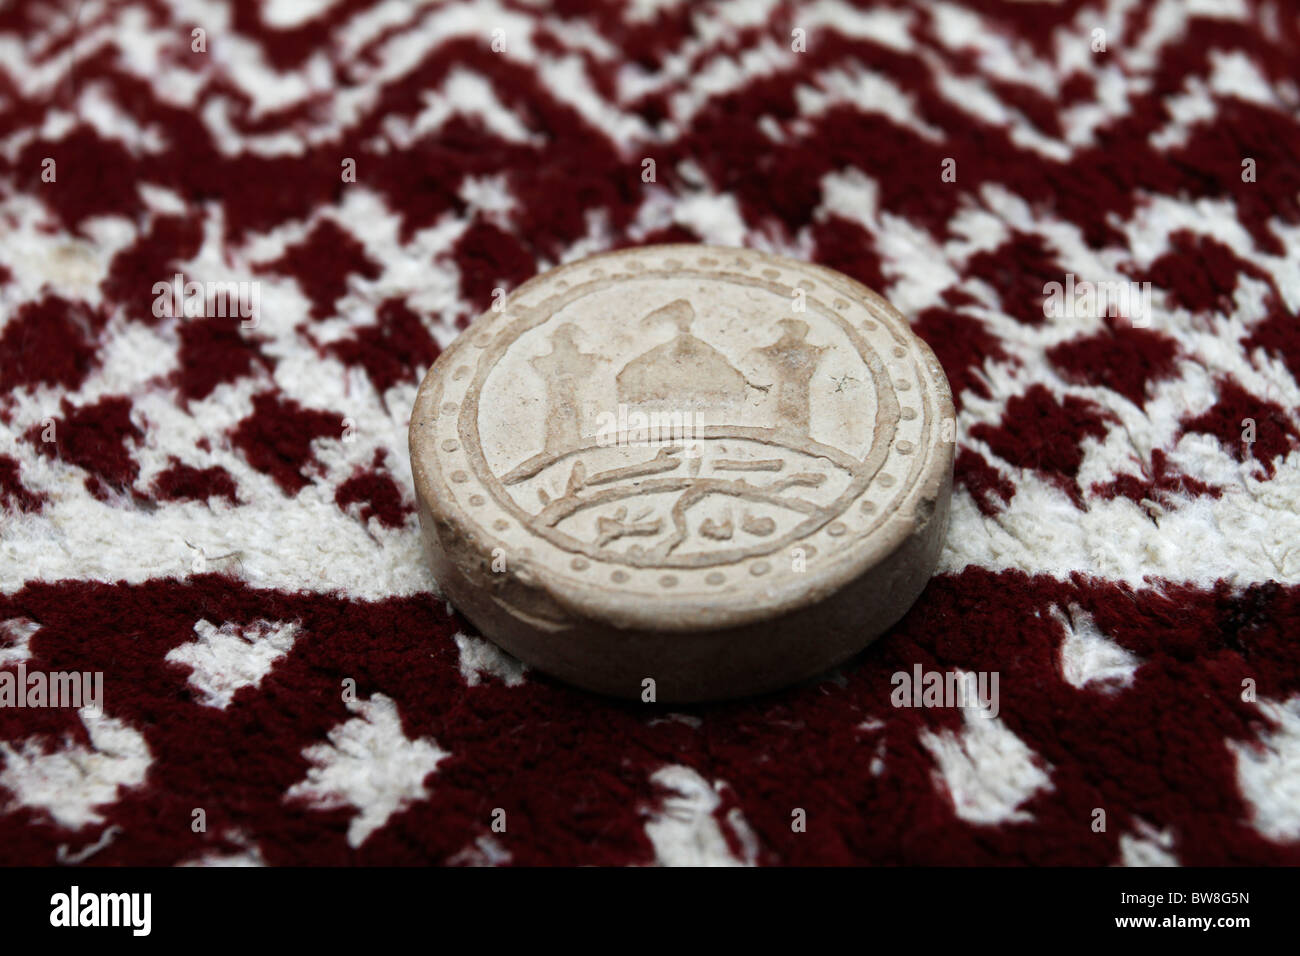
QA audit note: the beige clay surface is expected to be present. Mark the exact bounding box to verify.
[410,245,954,701]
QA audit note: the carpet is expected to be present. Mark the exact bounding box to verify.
[1,0,1299,866]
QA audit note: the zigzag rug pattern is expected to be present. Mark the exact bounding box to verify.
[1,0,1298,865]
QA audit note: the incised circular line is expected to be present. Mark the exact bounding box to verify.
[456,264,904,569]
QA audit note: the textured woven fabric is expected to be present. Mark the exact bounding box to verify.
[1,0,1299,865]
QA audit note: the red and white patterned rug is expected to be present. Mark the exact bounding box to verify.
[1,0,1299,866]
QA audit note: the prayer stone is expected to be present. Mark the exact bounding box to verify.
[410,245,954,701]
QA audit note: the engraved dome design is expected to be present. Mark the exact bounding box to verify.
[615,299,747,409]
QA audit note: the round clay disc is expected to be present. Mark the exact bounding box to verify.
[410,245,954,702]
